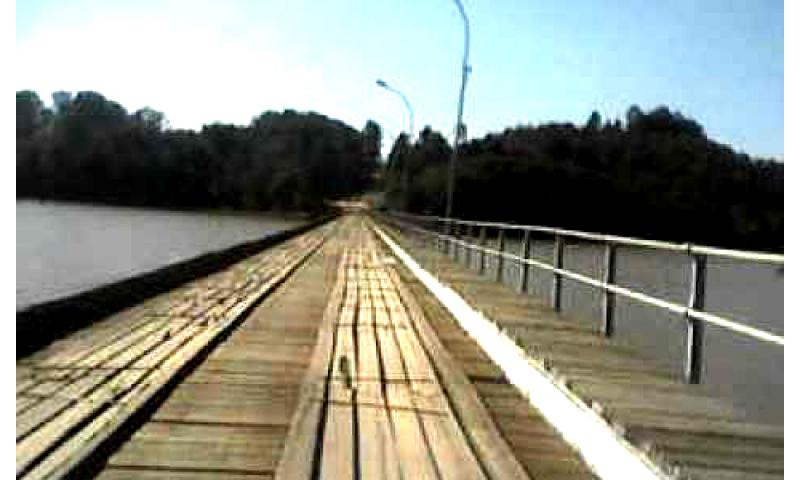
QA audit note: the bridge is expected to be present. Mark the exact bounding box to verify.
[16,211,783,479]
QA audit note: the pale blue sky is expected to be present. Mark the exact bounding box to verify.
[16,0,783,159]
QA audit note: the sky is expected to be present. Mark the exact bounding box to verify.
[15,0,784,159]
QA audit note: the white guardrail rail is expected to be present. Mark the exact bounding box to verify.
[380,211,783,385]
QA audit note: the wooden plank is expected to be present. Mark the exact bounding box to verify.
[595,400,741,422]
[624,427,783,456]
[152,382,298,427]
[25,306,160,367]
[107,422,284,473]
[183,367,306,386]
[383,383,440,479]
[681,466,783,480]
[17,369,149,475]
[371,272,439,479]
[375,269,486,480]
[24,311,254,478]
[356,272,402,480]
[16,395,73,441]
[25,380,67,397]
[383,262,530,480]
[53,371,110,401]
[16,396,40,415]
[274,252,347,480]
[661,447,783,472]
[97,467,271,480]
[69,321,167,369]
[130,323,204,369]
[609,411,784,440]
[18,321,196,450]
[16,377,38,395]
[320,256,358,479]
[100,321,189,370]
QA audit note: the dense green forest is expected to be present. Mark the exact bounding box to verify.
[17,90,381,212]
[17,91,782,251]
[383,107,782,252]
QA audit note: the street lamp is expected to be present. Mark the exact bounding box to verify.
[445,0,470,219]
[376,79,415,209]
[376,79,414,141]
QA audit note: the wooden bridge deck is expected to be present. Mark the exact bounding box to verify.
[16,214,782,479]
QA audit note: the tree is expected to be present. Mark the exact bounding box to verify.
[134,107,166,132]
[17,90,380,213]
[16,90,44,137]
[52,91,72,114]
[585,110,602,131]
[626,105,644,129]
[382,107,782,252]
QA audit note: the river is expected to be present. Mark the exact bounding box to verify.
[16,200,304,311]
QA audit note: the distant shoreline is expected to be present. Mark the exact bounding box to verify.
[15,196,319,220]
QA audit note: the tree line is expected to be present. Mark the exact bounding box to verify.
[383,106,782,252]
[17,90,381,212]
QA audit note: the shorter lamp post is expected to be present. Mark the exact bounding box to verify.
[376,79,415,210]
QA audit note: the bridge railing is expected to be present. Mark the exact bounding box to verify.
[379,210,783,384]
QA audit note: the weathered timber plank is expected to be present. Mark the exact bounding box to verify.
[383,383,440,479]
[383,262,530,480]
[376,269,485,480]
[107,422,285,473]
[372,260,439,479]
[96,467,271,480]
[274,251,347,480]
[320,255,358,479]
[681,466,784,480]
[16,395,73,440]
[356,272,402,479]
[151,382,299,427]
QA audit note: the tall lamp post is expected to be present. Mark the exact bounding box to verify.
[445,0,470,219]
[376,79,415,209]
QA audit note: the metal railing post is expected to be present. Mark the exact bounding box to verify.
[465,224,474,269]
[436,219,444,252]
[449,220,456,257]
[685,252,707,384]
[453,222,460,261]
[496,228,506,282]
[443,219,452,255]
[602,243,617,336]
[478,225,487,275]
[551,235,564,311]
[518,229,532,294]
[453,222,461,260]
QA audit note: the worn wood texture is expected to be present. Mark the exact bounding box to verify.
[278,218,542,479]
[16,218,337,479]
